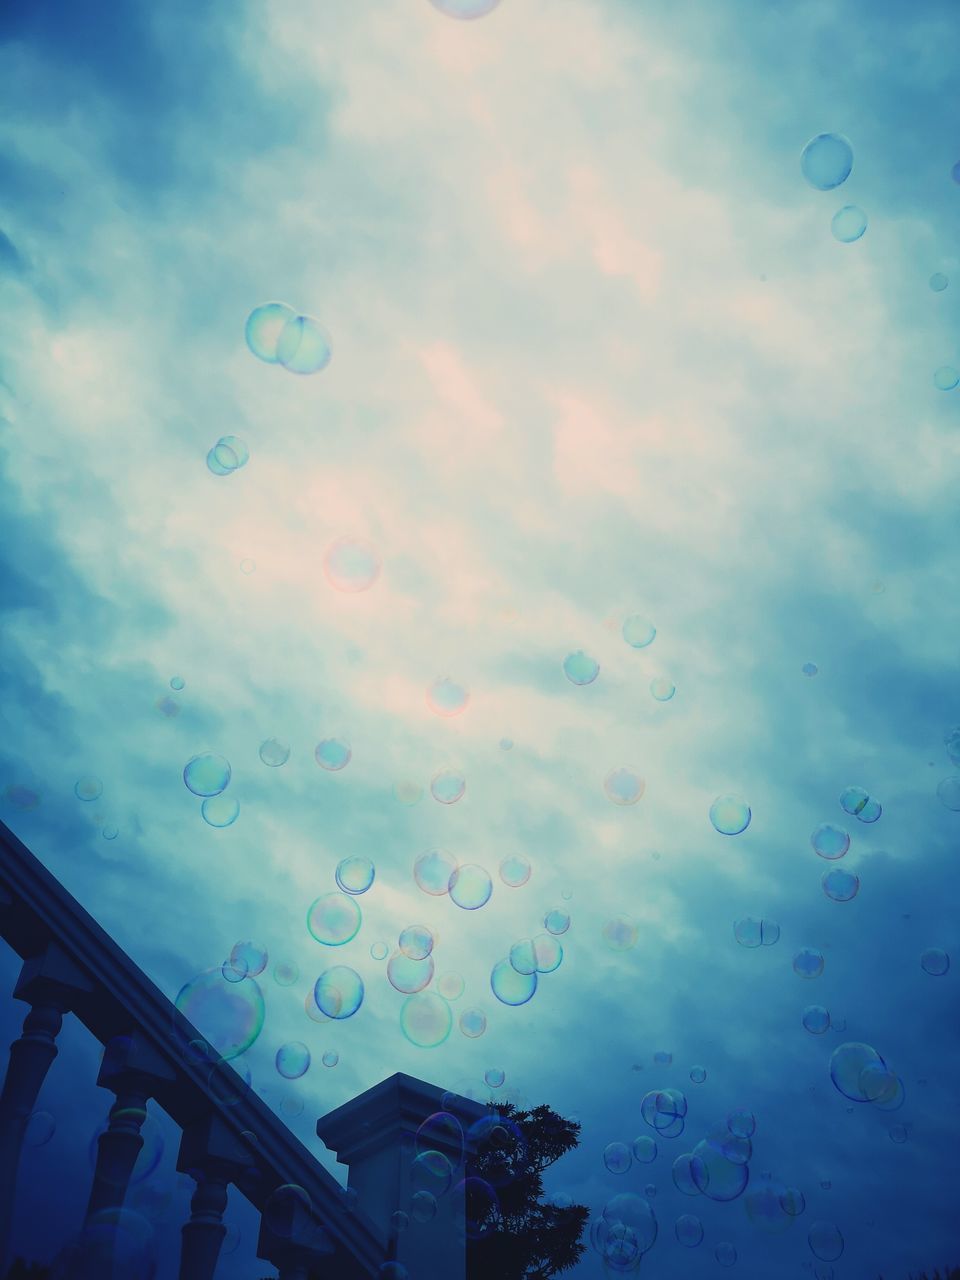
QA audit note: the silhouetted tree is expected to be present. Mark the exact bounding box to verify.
[3,1261,50,1280]
[465,1102,588,1280]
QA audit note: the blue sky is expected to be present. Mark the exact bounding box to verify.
[1,0,959,1275]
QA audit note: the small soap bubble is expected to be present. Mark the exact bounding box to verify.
[831,205,867,242]
[811,823,849,859]
[602,915,639,951]
[399,925,435,961]
[726,1108,756,1138]
[930,272,949,292]
[315,738,351,771]
[388,951,435,995]
[183,753,231,797]
[709,795,751,835]
[431,769,466,804]
[24,1111,56,1148]
[734,917,762,948]
[314,966,364,1019]
[371,942,388,961]
[414,848,458,895]
[245,302,296,363]
[499,853,531,887]
[793,947,825,979]
[491,958,537,1006]
[920,947,949,976]
[499,737,513,751]
[533,934,563,973]
[889,1124,907,1143]
[276,313,332,375]
[449,864,492,910]
[75,777,103,802]
[802,1005,831,1035]
[410,1190,437,1223]
[802,661,819,677]
[156,696,180,718]
[715,1242,737,1267]
[856,797,881,823]
[322,1050,339,1068]
[231,942,268,977]
[808,1221,844,1262]
[102,824,119,840]
[623,616,656,648]
[323,538,380,593]
[650,676,676,701]
[633,1135,657,1163]
[604,1142,632,1174]
[563,651,600,686]
[259,739,290,767]
[336,856,375,896]
[276,1042,310,1080]
[436,971,465,1000]
[429,0,501,18]
[936,775,960,808]
[829,1042,885,1101]
[201,794,239,828]
[207,443,239,476]
[394,780,423,805]
[934,367,960,392]
[690,1066,706,1084]
[675,1213,703,1247]
[169,676,185,692]
[822,866,859,902]
[484,1068,505,1089]
[240,558,256,574]
[273,961,299,987]
[426,678,469,717]
[604,768,645,805]
[671,1153,703,1196]
[459,1008,487,1038]
[307,893,362,946]
[781,1186,805,1216]
[800,133,853,190]
[401,993,452,1048]
[544,908,570,935]
[838,785,868,816]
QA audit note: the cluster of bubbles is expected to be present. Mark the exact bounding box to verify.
[245,302,331,374]
[734,917,780,947]
[206,435,249,477]
[563,616,673,705]
[830,1041,905,1117]
[182,752,239,828]
[838,785,881,823]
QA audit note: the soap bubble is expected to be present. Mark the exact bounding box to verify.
[307,894,361,946]
[75,776,103,801]
[934,367,960,392]
[484,1068,505,1089]
[371,942,388,961]
[25,1111,56,1148]
[240,558,256,574]
[410,1190,437,1223]
[322,1050,339,1068]
[936,775,960,808]
[800,133,853,190]
[231,942,267,977]
[262,1184,312,1240]
[544,908,570,935]
[412,1151,453,1196]
[388,951,435,994]
[734,917,778,947]
[602,916,639,951]
[276,314,332,375]
[563,651,599,686]
[930,272,949,291]
[259,739,290,767]
[533,934,563,972]
[671,1153,703,1196]
[323,538,380,593]
[709,796,751,835]
[156,696,180,718]
[830,1042,885,1101]
[793,947,824,978]
[416,1113,464,1163]
[715,1241,738,1267]
[831,205,867,242]
[802,1005,831,1034]
[491,959,537,1006]
[274,961,299,987]
[429,0,501,18]
[856,797,881,823]
[399,926,435,962]
[726,1108,755,1138]
[449,864,492,910]
[604,768,645,806]
[811,823,849,859]
[781,1187,805,1216]
[201,794,239,828]
[206,444,236,475]
[102,824,119,841]
[459,1008,487,1038]
[437,971,464,1000]
[183,754,231,797]
[745,1173,795,1234]
[690,1127,749,1202]
[401,993,452,1048]
[650,677,676,701]
[889,1124,907,1143]
[920,947,949,976]
[175,968,265,1060]
[822,866,859,902]
[944,727,960,767]
[802,661,818,677]
[315,739,351,771]
[336,856,375,895]
[808,1221,844,1262]
[314,967,364,1019]
[499,854,531,887]
[222,957,248,983]
[499,738,513,751]
[276,1042,310,1079]
[675,1213,703,1247]
[622,616,656,648]
[838,785,868,816]
[245,301,296,362]
[690,1066,706,1084]
[394,780,423,805]
[633,1135,657,1163]
[426,678,469,717]
[431,769,466,804]
[509,940,537,976]
[601,1192,658,1256]
[604,1142,632,1174]
[414,849,458,896]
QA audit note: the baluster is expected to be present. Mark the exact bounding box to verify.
[0,946,92,1268]
[178,1113,248,1280]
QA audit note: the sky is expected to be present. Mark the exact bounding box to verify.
[1,0,959,1275]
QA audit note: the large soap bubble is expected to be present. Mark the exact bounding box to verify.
[388,951,435,994]
[822,866,859,902]
[314,966,364,1019]
[401,993,452,1048]
[800,133,853,190]
[563,651,599,686]
[276,314,332,375]
[622,616,656,648]
[449,864,492,909]
[808,1220,844,1261]
[601,1192,658,1256]
[175,968,265,1060]
[183,753,231,797]
[829,1042,886,1101]
[491,958,537,1006]
[414,848,458,895]
[710,795,751,835]
[245,302,295,362]
[336,857,375,895]
[604,768,645,806]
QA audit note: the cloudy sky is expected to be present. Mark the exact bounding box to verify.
[1,0,959,1275]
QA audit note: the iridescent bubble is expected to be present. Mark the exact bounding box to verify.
[934,367,960,392]
[24,1110,56,1148]
[75,776,103,802]
[793,948,825,979]
[259,739,290,767]
[273,961,299,987]
[410,1190,437,1223]
[709,794,751,835]
[800,133,853,190]
[633,1136,657,1163]
[207,442,239,476]
[544,908,570,935]
[822,866,859,902]
[276,1042,310,1080]
[808,1221,844,1262]
[314,966,364,1019]
[230,942,268,977]
[499,854,531,887]
[370,942,389,961]
[459,1008,487,1038]
[859,1061,901,1106]
[715,1241,737,1267]
[88,1109,165,1186]
[218,436,249,469]
[174,968,265,1060]
[622,616,656,648]
[781,1186,805,1216]
[401,993,453,1048]
[201,794,239,828]
[761,919,780,945]
[183,753,231,797]
[431,769,466,805]
[601,1192,658,1256]
[263,1184,312,1240]
[734,917,762,948]
[388,951,435,994]
[604,1142,632,1174]
[484,1068,505,1089]
[650,677,676,702]
[602,916,639,951]
[831,205,867,243]
[811,823,849,860]
[426,678,470,717]
[307,893,361,946]
[491,958,537,1006]
[509,939,537,976]
[936,775,960,808]
[336,856,375,896]
[920,947,949,976]
[690,1066,706,1084]
[437,971,464,1000]
[245,302,296,363]
[449,864,492,910]
[671,1153,704,1196]
[857,797,881,823]
[315,738,351,771]
[802,1005,831,1035]
[839,785,868,816]
[802,661,819,677]
[322,1050,339,1068]
[222,955,248,983]
[603,768,645,806]
[276,313,332,375]
[414,848,458,896]
[102,824,119,840]
[533,934,563,973]
[675,1213,703,1247]
[563,651,600,686]
[412,1150,454,1196]
[399,925,435,961]
[428,0,501,18]
[691,1127,749,1202]
[930,272,949,291]
[726,1108,756,1138]
[323,538,380,593]
[830,1042,885,1101]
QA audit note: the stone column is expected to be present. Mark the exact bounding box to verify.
[177,1112,248,1280]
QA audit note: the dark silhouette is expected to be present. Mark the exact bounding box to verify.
[465,1102,588,1280]
[3,1262,50,1280]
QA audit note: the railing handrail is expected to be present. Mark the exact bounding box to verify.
[0,816,382,1277]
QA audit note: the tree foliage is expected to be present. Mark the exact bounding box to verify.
[465,1102,589,1280]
